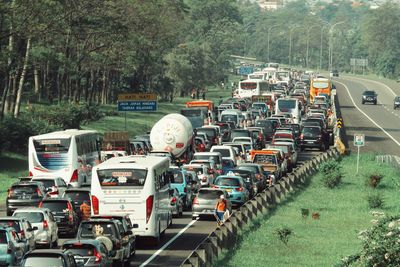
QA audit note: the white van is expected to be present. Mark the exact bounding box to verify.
[91,155,171,244]
[210,146,237,166]
[275,98,301,124]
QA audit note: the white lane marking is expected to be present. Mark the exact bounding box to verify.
[335,80,400,147]
[139,219,198,267]
[342,75,397,97]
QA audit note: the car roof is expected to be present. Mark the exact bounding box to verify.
[62,239,101,246]
[24,249,68,256]
[13,207,50,213]
[0,217,24,221]
[41,198,71,202]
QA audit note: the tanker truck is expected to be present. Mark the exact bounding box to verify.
[150,113,194,165]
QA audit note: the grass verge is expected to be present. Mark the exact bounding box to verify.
[0,152,27,200]
[214,153,400,267]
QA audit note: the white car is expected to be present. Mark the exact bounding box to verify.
[13,208,58,248]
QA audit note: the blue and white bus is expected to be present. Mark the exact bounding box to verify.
[28,129,100,187]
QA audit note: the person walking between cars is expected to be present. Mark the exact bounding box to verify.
[80,200,91,221]
[215,195,227,226]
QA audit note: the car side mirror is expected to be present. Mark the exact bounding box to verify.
[125,230,133,235]
[132,224,139,229]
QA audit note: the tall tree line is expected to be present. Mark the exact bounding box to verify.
[0,0,244,119]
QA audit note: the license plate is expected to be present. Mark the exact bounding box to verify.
[307,141,315,143]
[225,189,232,192]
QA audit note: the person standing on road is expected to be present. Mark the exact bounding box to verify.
[215,195,227,225]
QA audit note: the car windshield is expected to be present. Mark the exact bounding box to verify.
[198,190,224,200]
[79,222,116,238]
[0,220,21,232]
[212,149,230,158]
[23,256,65,266]
[63,244,96,257]
[253,154,276,164]
[237,166,258,174]
[32,179,55,189]
[302,127,321,136]
[14,212,44,223]
[364,91,375,95]
[215,178,240,187]
[167,169,184,184]
[231,131,250,138]
[41,201,69,212]
[11,185,38,195]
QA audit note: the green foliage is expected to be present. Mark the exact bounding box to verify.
[340,215,400,266]
[320,160,343,189]
[367,194,384,209]
[274,227,293,246]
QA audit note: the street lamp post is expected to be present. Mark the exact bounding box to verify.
[319,24,330,71]
[289,25,303,67]
[267,24,280,63]
[329,21,346,71]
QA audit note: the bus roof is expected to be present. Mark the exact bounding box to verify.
[96,155,169,170]
[312,78,330,82]
[31,129,98,140]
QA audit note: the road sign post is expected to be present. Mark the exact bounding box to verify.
[117,93,158,131]
[353,133,365,174]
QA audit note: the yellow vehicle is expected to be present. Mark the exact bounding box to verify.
[310,78,331,104]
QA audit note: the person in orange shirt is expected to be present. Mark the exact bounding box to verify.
[215,195,227,225]
[79,200,91,221]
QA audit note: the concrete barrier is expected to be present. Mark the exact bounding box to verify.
[181,147,341,267]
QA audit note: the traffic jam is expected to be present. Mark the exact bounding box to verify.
[2,64,335,266]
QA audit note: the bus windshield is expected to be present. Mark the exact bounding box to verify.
[97,169,147,187]
[181,109,202,117]
[33,138,70,170]
[278,100,296,111]
[313,82,329,89]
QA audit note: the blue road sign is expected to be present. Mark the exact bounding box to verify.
[118,100,157,112]
[238,66,254,75]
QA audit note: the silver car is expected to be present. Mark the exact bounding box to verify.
[192,188,232,220]
[13,208,58,248]
[0,217,37,251]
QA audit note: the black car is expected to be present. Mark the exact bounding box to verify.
[255,119,275,142]
[330,70,339,77]
[362,90,377,105]
[62,188,91,219]
[21,249,81,267]
[215,122,232,143]
[39,198,79,236]
[77,219,131,264]
[394,96,400,109]
[6,181,47,216]
[300,126,326,151]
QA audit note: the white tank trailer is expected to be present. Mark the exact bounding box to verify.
[150,113,194,158]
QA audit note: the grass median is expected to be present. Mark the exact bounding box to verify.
[215,153,400,267]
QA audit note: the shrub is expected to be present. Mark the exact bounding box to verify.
[321,169,342,189]
[319,159,341,175]
[367,193,384,209]
[366,174,384,188]
[339,215,400,266]
[274,227,293,246]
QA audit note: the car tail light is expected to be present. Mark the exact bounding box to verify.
[216,169,223,175]
[212,185,219,188]
[48,190,59,197]
[94,248,102,263]
[193,197,199,205]
[68,214,74,222]
[114,240,121,250]
[38,202,43,207]
[29,171,33,177]
[7,246,12,254]
[43,220,49,229]
[146,195,154,224]
[70,169,78,183]
[91,195,99,215]
[235,187,244,192]
[208,169,214,174]
[184,187,187,193]
[7,189,13,198]
[20,230,25,239]
[170,197,177,205]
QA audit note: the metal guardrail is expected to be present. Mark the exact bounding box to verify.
[375,155,400,169]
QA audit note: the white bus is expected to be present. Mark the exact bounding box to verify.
[91,155,171,244]
[275,98,302,124]
[238,79,271,98]
[28,129,100,187]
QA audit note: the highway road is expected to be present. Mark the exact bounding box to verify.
[334,75,400,155]
[0,150,322,267]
